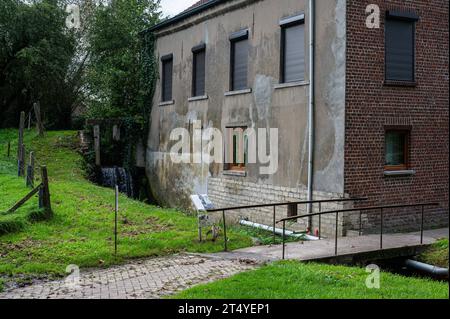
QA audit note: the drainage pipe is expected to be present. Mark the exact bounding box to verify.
[239,220,319,241]
[306,0,316,229]
[404,259,449,277]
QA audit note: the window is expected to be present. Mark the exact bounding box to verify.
[161,54,173,102]
[385,129,409,170]
[192,44,206,97]
[280,13,305,83]
[385,10,419,82]
[225,126,248,171]
[230,30,249,91]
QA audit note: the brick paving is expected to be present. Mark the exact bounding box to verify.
[0,254,258,299]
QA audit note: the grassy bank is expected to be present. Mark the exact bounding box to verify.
[0,129,252,287]
[418,238,448,268]
[173,260,449,299]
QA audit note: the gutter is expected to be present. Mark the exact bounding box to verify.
[306,0,315,227]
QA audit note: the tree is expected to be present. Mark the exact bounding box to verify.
[85,0,160,120]
[0,0,77,128]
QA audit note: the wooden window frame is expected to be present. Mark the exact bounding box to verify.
[224,126,247,172]
[384,127,410,171]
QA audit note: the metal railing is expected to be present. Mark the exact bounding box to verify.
[206,197,367,251]
[276,202,440,259]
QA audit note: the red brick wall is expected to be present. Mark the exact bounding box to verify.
[344,0,449,231]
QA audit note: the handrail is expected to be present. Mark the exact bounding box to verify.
[206,197,367,213]
[277,202,440,224]
[205,197,368,252]
[276,202,441,260]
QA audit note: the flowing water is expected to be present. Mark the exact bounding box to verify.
[100,167,134,198]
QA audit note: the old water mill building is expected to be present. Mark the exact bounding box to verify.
[141,0,448,236]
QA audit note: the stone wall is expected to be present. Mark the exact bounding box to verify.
[207,177,350,237]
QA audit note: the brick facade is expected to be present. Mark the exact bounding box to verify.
[344,0,449,232]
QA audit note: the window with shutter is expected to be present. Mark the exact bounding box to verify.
[192,45,206,97]
[230,30,249,91]
[281,23,305,82]
[161,54,173,102]
[385,11,418,82]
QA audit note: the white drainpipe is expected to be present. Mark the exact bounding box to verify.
[307,0,315,228]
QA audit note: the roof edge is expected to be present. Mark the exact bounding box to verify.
[141,0,229,34]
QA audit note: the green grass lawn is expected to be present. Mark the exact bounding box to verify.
[173,260,449,299]
[0,129,252,289]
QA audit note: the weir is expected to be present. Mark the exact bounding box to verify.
[100,167,134,198]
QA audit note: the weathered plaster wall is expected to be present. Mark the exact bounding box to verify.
[146,0,347,211]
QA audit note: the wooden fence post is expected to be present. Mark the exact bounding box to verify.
[34,102,44,136]
[93,125,101,166]
[18,143,25,177]
[40,165,51,213]
[17,111,25,160]
[112,124,120,141]
[27,151,35,188]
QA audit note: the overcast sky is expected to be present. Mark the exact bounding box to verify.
[160,0,200,18]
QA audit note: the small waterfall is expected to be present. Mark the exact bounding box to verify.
[100,167,134,198]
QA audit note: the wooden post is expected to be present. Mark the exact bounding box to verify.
[40,165,51,213]
[34,102,44,136]
[28,111,31,130]
[93,125,101,166]
[26,151,35,188]
[112,124,120,141]
[7,184,42,214]
[17,111,25,159]
[18,143,25,177]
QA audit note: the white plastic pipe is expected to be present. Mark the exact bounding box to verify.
[239,220,319,241]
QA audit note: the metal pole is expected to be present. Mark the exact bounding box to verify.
[273,206,276,244]
[318,202,321,239]
[318,214,321,239]
[7,141,10,157]
[359,211,362,236]
[420,205,424,244]
[380,208,383,249]
[115,185,118,256]
[282,220,286,260]
[335,212,338,256]
[222,210,227,252]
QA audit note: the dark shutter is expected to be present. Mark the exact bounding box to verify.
[162,58,173,101]
[385,19,414,81]
[283,23,305,83]
[232,38,248,90]
[193,50,206,96]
